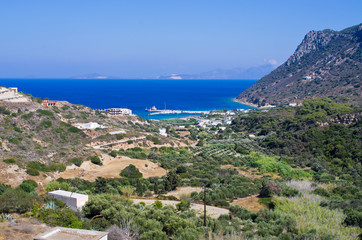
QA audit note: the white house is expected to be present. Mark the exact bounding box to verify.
[106,108,132,116]
[34,227,108,240]
[159,128,167,137]
[48,190,88,211]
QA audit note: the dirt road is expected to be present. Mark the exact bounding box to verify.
[132,199,229,219]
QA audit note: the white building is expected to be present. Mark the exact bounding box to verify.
[74,122,105,130]
[159,128,167,137]
[34,227,108,240]
[106,108,132,116]
[48,190,88,211]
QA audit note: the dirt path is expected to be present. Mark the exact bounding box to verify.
[58,153,167,181]
[132,199,229,219]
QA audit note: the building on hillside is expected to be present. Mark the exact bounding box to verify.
[33,227,108,240]
[159,128,167,137]
[48,190,88,211]
[9,87,18,93]
[42,100,58,107]
[74,122,106,130]
[103,108,132,116]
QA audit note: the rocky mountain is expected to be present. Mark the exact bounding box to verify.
[158,63,278,80]
[236,24,362,107]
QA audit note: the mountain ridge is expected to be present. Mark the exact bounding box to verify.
[236,24,362,107]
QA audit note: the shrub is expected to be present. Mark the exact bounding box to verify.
[3,159,16,164]
[68,157,83,167]
[49,164,66,172]
[21,112,33,120]
[18,180,38,193]
[0,106,11,115]
[0,188,34,213]
[89,156,102,165]
[68,126,82,133]
[36,109,54,117]
[38,120,52,128]
[109,151,117,158]
[120,164,142,179]
[26,168,40,176]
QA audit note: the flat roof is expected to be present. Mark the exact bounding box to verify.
[34,227,107,240]
[48,190,88,199]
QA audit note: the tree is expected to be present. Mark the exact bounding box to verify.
[31,199,40,216]
[164,171,180,191]
[121,164,143,179]
[120,185,135,197]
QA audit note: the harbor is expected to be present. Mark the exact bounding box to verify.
[149,109,210,115]
[146,106,209,115]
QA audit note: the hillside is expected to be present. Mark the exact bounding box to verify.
[236,24,362,107]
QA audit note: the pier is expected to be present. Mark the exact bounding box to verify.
[148,110,210,115]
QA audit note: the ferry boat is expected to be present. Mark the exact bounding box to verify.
[145,106,158,112]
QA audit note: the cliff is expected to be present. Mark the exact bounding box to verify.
[236,24,362,106]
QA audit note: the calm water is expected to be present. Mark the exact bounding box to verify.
[0,79,256,119]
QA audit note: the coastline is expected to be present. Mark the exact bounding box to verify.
[232,98,259,108]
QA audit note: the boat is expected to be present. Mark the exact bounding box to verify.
[145,106,158,112]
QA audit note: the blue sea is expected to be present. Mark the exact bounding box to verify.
[0,79,256,119]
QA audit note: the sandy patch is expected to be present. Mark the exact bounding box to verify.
[132,199,229,219]
[58,153,167,181]
[231,195,266,213]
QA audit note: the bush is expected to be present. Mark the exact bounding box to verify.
[120,164,143,179]
[68,157,83,167]
[49,164,66,172]
[36,109,54,117]
[0,188,34,213]
[37,208,82,228]
[109,151,117,158]
[26,168,40,176]
[3,159,16,164]
[68,126,82,133]
[38,120,52,128]
[89,156,102,165]
[18,180,38,193]
[0,106,11,115]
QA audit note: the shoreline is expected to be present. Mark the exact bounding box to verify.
[232,98,259,108]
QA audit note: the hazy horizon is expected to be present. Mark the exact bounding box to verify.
[1,0,361,78]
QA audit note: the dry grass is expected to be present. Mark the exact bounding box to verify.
[230,195,265,213]
[165,187,203,199]
[0,216,50,240]
[58,153,167,181]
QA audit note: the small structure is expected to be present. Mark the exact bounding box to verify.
[74,122,105,130]
[104,108,132,116]
[48,190,88,211]
[33,227,108,240]
[9,87,18,93]
[159,128,167,137]
[42,100,57,107]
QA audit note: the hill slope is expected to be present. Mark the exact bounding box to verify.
[236,24,362,107]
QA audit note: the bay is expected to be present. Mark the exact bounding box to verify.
[0,79,257,119]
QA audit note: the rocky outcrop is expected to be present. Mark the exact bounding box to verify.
[236,24,362,107]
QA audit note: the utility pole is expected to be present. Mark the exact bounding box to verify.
[204,189,206,226]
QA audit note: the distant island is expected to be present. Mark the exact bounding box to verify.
[71,73,117,79]
[158,63,278,80]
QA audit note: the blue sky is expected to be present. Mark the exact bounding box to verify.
[0,0,361,78]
